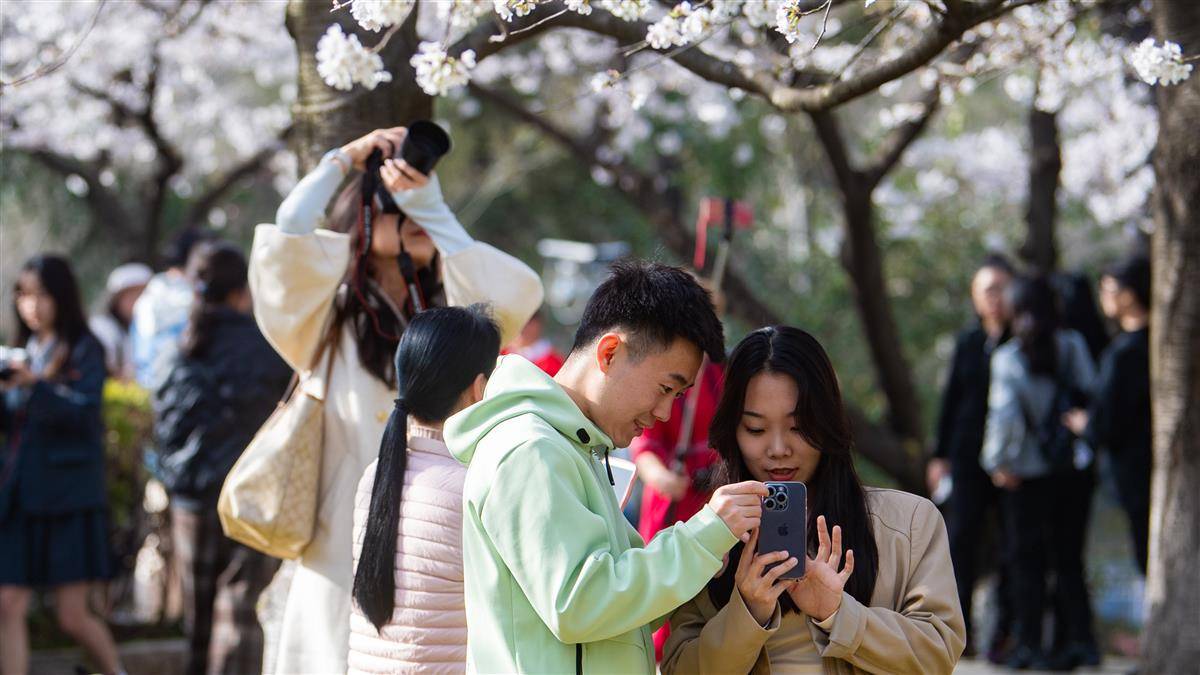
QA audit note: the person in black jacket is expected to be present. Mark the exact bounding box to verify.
[154,244,292,675]
[928,254,1013,659]
[0,255,124,675]
[1064,254,1152,574]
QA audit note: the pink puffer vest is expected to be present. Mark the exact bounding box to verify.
[349,425,467,674]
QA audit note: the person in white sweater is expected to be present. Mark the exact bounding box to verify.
[248,127,543,674]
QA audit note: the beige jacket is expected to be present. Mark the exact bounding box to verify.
[249,226,542,674]
[662,488,965,675]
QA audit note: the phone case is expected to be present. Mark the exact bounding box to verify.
[758,481,807,579]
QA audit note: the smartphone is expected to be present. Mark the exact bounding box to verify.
[758,481,807,579]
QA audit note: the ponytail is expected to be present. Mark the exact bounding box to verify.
[350,305,501,632]
[354,400,410,630]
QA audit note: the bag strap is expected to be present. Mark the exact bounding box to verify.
[276,316,342,406]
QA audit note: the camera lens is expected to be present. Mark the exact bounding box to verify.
[768,484,779,496]
[777,491,789,505]
[400,120,452,176]
[764,497,777,511]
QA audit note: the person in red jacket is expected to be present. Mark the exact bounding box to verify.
[630,358,724,661]
[501,310,564,376]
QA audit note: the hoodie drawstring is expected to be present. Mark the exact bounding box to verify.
[603,449,615,487]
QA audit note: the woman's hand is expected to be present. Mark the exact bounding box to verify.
[1061,408,1088,436]
[380,157,429,193]
[0,361,36,390]
[990,469,1022,490]
[736,528,799,626]
[339,127,408,171]
[786,515,854,622]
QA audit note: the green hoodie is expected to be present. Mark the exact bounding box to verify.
[446,355,738,674]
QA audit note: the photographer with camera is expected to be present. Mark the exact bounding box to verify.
[1,256,124,675]
[248,124,542,674]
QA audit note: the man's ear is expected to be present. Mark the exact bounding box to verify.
[595,333,622,375]
[469,373,488,405]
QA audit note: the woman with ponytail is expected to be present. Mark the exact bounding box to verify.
[662,327,964,674]
[154,244,292,675]
[348,305,500,674]
[249,126,542,673]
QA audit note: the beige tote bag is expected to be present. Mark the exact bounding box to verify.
[218,327,338,559]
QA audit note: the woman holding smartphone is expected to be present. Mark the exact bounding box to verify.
[661,327,964,675]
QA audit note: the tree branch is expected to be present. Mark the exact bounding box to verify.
[24,148,136,239]
[449,4,575,62]
[182,124,295,229]
[547,0,1031,113]
[864,91,940,188]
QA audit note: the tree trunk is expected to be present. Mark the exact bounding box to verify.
[1021,108,1060,274]
[286,1,432,171]
[838,190,927,462]
[809,111,927,470]
[1143,3,1200,671]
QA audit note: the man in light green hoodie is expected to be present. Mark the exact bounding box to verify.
[446,261,769,674]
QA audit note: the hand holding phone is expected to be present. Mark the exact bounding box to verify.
[759,482,807,580]
[734,528,799,626]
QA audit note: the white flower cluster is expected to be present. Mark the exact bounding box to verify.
[494,0,541,22]
[1128,38,1193,86]
[410,42,477,96]
[316,25,392,91]
[741,0,775,28]
[566,0,593,15]
[646,2,718,51]
[438,0,494,31]
[349,0,414,32]
[600,0,649,22]
[775,0,809,45]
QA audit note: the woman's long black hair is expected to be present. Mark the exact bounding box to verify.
[706,326,879,613]
[181,243,247,359]
[328,175,443,388]
[1008,276,1059,376]
[352,304,500,631]
[13,255,92,350]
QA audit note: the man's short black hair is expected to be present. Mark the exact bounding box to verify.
[570,259,725,363]
[1105,254,1151,310]
[979,252,1015,276]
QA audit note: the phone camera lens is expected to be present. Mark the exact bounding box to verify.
[764,497,777,511]
[777,492,789,505]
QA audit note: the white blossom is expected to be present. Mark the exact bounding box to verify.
[741,0,775,28]
[350,0,414,32]
[566,0,593,15]
[775,0,810,45]
[1128,38,1193,86]
[316,24,392,91]
[600,0,649,22]
[494,0,540,22]
[410,42,476,96]
[682,7,714,42]
[647,4,689,51]
[590,69,619,92]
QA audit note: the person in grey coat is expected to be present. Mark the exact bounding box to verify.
[982,276,1097,670]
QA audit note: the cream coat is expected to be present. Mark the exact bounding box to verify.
[249,225,541,675]
[348,427,467,674]
[662,488,965,675]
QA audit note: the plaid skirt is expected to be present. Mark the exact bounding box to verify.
[172,504,280,675]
